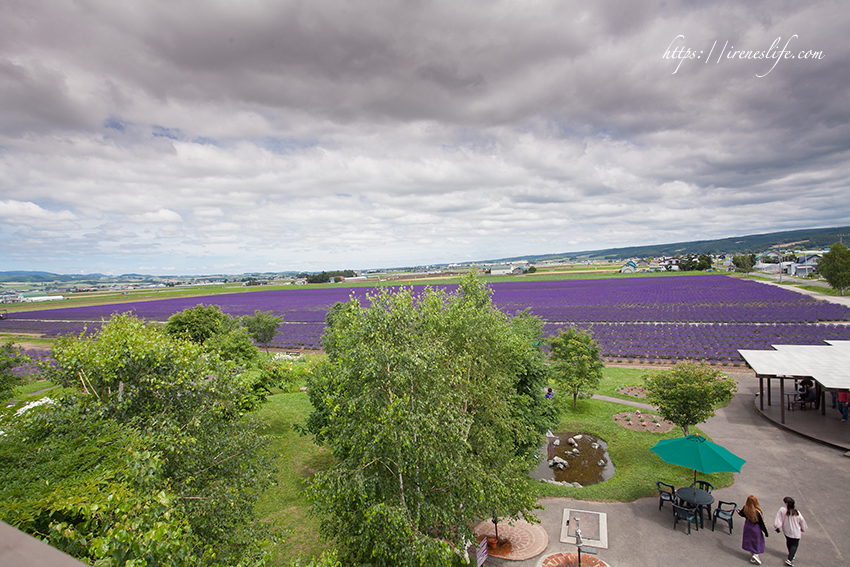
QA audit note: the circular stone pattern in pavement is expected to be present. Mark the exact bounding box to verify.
[536,552,610,567]
[473,519,549,561]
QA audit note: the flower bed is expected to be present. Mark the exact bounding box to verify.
[612,411,674,433]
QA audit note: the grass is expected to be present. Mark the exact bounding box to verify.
[254,391,333,565]
[596,366,654,401]
[0,334,55,346]
[532,397,733,502]
[1,377,69,420]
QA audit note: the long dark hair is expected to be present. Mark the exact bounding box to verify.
[784,496,799,516]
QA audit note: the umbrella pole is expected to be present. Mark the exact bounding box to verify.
[693,469,697,484]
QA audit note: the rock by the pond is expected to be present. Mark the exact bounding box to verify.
[571,448,579,454]
[591,442,599,450]
[552,456,567,466]
[574,434,583,440]
[597,460,605,467]
[567,437,578,447]
[573,483,583,488]
[553,438,560,446]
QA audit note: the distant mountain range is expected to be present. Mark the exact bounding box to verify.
[2,225,848,284]
[493,225,850,264]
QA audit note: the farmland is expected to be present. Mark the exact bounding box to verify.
[3,275,850,363]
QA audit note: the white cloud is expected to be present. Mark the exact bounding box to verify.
[0,200,78,225]
[0,1,847,274]
[130,209,183,223]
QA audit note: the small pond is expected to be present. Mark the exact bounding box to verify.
[530,432,615,487]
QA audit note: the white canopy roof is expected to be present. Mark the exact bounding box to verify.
[739,341,850,390]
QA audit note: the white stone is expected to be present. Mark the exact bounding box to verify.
[553,439,561,446]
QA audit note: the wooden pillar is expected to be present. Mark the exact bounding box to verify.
[759,376,764,411]
[780,378,785,425]
[767,377,771,406]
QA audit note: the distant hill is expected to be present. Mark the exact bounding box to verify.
[494,226,850,263]
[0,271,105,283]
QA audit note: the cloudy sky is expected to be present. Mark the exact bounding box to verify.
[1,1,847,275]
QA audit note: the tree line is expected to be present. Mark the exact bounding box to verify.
[297,270,357,284]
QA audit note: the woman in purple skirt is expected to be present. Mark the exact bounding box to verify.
[737,495,769,564]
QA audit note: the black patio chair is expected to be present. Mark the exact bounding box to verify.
[656,481,675,511]
[691,480,714,522]
[712,500,737,534]
[672,503,699,535]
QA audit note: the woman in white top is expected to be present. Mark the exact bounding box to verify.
[774,496,808,567]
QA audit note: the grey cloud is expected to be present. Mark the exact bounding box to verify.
[0,0,847,274]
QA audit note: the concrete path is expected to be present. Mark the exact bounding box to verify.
[486,375,850,567]
[759,277,850,307]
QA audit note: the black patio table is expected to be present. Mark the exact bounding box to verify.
[676,487,714,528]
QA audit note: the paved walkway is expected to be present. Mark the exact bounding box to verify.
[485,375,850,566]
[760,277,850,307]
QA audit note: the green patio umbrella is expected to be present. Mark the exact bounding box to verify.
[650,434,746,483]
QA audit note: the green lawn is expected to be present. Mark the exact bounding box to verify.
[255,391,333,565]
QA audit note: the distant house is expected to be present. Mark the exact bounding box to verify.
[657,257,680,271]
[489,264,523,276]
[792,254,820,277]
[620,260,638,274]
[22,292,65,302]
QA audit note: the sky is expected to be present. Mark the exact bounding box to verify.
[1,1,848,275]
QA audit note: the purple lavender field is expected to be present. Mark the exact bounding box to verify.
[3,275,850,363]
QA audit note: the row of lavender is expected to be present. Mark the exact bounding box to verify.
[3,275,850,362]
[249,321,850,363]
[5,276,848,325]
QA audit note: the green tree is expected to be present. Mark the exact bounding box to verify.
[166,304,257,364]
[27,313,274,565]
[0,340,29,400]
[678,255,696,271]
[204,326,258,365]
[0,400,197,566]
[305,273,546,566]
[818,242,850,296]
[732,254,756,277]
[696,254,712,271]
[547,327,603,409]
[165,304,236,344]
[241,309,283,352]
[644,362,737,436]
